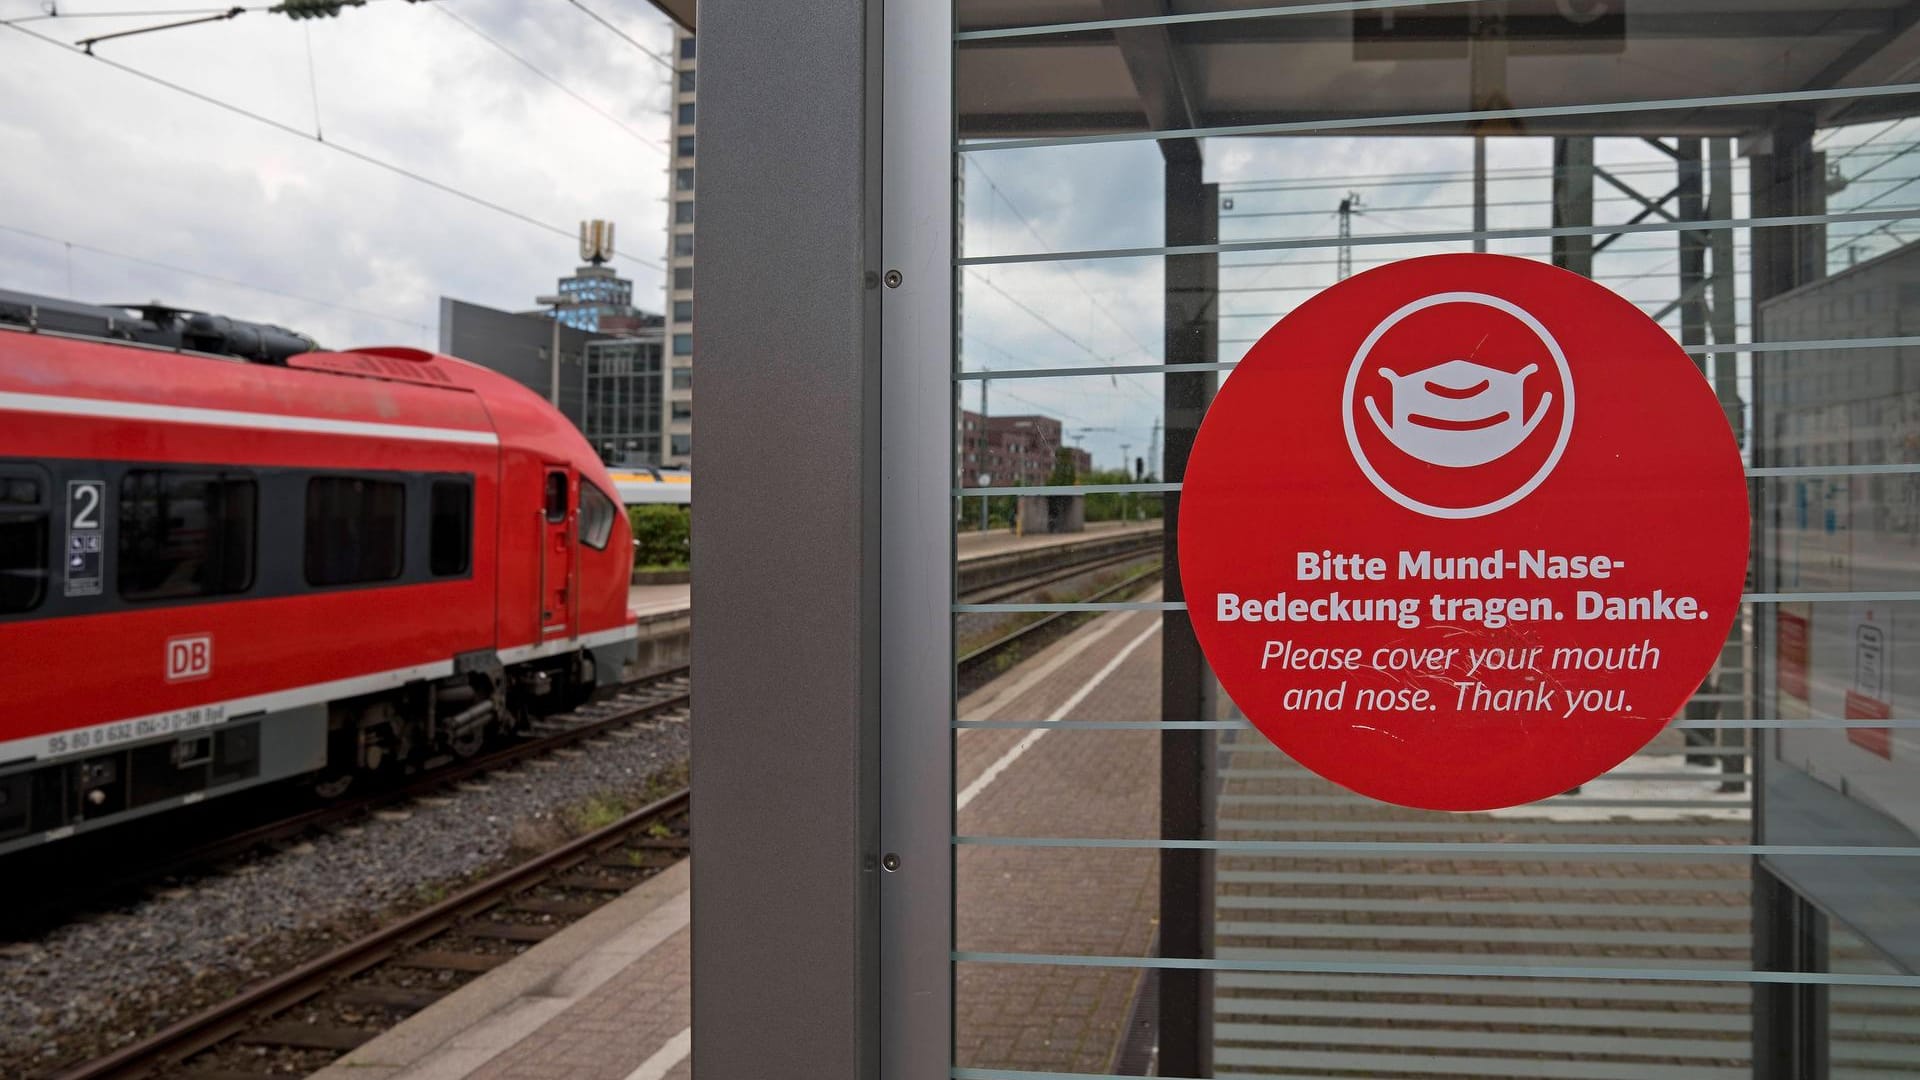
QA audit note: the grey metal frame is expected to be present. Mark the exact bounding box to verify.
[695,0,953,1074]
[692,0,889,1075]
[879,0,957,1074]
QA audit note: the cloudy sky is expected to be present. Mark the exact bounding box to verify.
[5,2,1915,475]
[0,0,674,350]
[955,117,1920,473]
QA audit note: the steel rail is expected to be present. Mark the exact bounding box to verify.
[958,542,1161,605]
[47,787,691,1080]
[958,562,1162,683]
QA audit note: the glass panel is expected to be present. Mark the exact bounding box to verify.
[304,476,404,587]
[120,471,256,600]
[429,480,472,576]
[579,481,616,550]
[950,2,1920,1077]
[0,515,46,614]
[0,468,46,615]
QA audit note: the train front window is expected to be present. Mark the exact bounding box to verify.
[544,472,568,523]
[0,473,46,614]
[578,481,616,551]
[119,471,256,601]
[304,477,405,587]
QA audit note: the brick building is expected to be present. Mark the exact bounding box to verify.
[957,410,1090,487]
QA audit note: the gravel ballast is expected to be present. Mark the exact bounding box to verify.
[0,711,689,1078]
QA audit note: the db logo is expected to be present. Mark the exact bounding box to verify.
[166,634,213,682]
[1343,292,1575,519]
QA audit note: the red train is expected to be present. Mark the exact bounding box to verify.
[0,291,638,856]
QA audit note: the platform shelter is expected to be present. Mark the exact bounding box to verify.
[695,2,1920,1077]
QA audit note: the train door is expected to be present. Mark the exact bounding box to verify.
[539,465,573,641]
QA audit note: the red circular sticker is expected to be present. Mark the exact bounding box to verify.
[1179,254,1749,811]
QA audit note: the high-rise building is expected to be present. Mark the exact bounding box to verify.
[664,29,696,466]
[552,265,635,331]
[551,220,638,332]
[583,327,666,464]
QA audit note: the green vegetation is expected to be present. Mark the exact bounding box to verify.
[1082,467,1163,523]
[957,461,1163,533]
[1049,447,1078,486]
[629,505,691,569]
[570,792,629,833]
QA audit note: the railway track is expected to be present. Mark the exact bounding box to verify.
[957,544,1159,605]
[46,789,690,1080]
[1,666,690,938]
[957,559,1162,691]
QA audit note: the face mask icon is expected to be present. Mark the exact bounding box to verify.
[1363,358,1553,468]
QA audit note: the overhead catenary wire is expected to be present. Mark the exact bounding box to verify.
[561,0,672,70]
[966,267,1144,367]
[436,4,665,152]
[1216,141,1920,200]
[0,221,430,330]
[1,5,264,25]
[3,19,665,272]
[11,0,428,43]
[970,157,1156,359]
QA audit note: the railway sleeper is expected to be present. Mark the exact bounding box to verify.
[237,1023,377,1053]
[333,984,446,1012]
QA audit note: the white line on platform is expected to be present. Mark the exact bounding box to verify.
[624,1026,692,1080]
[958,594,1143,725]
[957,617,1162,812]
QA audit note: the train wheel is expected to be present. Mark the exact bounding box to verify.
[313,771,354,800]
[569,652,597,709]
[448,725,487,759]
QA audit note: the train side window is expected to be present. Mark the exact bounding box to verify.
[119,471,257,601]
[304,477,405,587]
[544,472,568,523]
[0,475,47,613]
[578,482,616,550]
[429,480,472,576]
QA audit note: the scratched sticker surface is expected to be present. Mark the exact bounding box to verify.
[1179,254,1749,810]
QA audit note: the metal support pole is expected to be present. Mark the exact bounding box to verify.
[1753,864,1831,1080]
[1676,139,1708,371]
[1473,136,1487,253]
[1551,137,1595,277]
[1708,138,1741,436]
[550,313,562,409]
[980,373,990,531]
[1706,136,1749,791]
[1750,116,1828,306]
[1161,148,1218,1078]
[1748,114,1829,1080]
[1674,137,1722,769]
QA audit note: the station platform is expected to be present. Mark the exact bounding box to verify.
[952,518,1157,561]
[310,861,692,1080]
[626,584,690,621]
[622,520,1161,622]
[341,593,1855,1077]
[320,600,1167,1078]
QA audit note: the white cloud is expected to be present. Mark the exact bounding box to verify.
[0,0,674,349]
